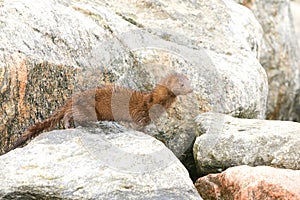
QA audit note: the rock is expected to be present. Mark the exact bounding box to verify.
[237,0,300,120]
[291,91,300,122]
[290,1,300,122]
[193,112,300,176]
[106,0,267,119]
[194,165,300,200]
[0,0,267,161]
[0,122,202,200]
[291,1,300,42]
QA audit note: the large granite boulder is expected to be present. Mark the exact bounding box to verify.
[290,1,300,122]
[237,0,300,121]
[194,112,300,176]
[0,122,202,200]
[195,165,300,200]
[291,0,300,42]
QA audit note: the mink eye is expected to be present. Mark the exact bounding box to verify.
[181,83,184,87]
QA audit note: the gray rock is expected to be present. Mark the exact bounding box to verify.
[291,91,300,122]
[0,122,202,200]
[291,1,300,41]
[237,0,300,120]
[290,1,300,122]
[194,112,300,176]
[0,0,267,161]
[102,0,267,118]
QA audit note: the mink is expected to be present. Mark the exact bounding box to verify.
[5,73,193,153]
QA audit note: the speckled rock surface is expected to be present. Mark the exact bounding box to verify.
[0,122,202,200]
[1,0,267,159]
[290,1,300,122]
[194,112,300,176]
[292,1,300,40]
[195,165,300,200]
[100,0,267,119]
[238,0,300,121]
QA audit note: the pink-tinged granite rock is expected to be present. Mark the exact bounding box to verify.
[195,165,300,200]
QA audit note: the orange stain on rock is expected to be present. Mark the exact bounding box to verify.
[11,53,28,118]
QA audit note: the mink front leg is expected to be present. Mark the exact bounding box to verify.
[132,110,151,132]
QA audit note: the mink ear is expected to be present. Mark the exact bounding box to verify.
[166,78,172,86]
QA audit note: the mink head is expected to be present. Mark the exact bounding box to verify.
[159,73,193,96]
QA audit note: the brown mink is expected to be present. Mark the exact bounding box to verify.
[6,73,193,152]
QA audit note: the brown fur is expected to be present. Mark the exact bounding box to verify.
[6,73,193,152]
[241,0,255,9]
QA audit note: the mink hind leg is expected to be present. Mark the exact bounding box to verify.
[132,112,151,133]
[63,110,75,129]
[71,104,99,128]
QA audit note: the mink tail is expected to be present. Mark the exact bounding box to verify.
[6,105,67,153]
